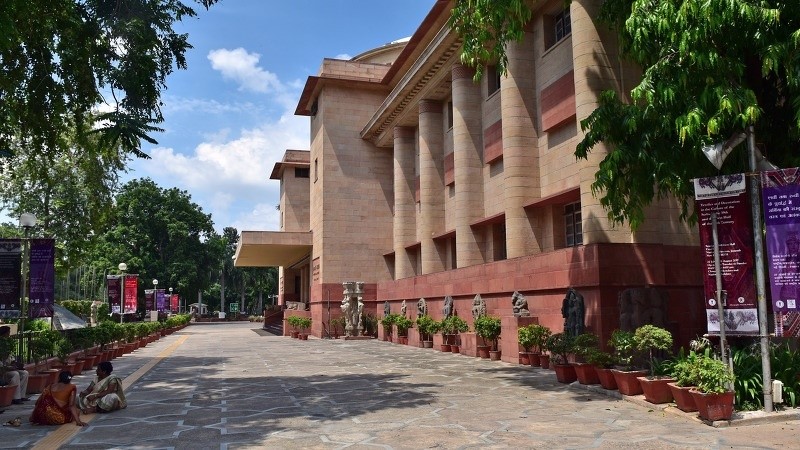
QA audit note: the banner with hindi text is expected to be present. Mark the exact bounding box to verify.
[0,239,22,318]
[28,239,55,318]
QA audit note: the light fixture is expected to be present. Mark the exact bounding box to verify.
[19,212,37,228]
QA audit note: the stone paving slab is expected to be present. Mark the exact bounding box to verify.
[0,322,798,449]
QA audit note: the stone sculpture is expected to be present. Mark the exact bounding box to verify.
[561,287,585,337]
[417,298,428,318]
[383,300,391,317]
[617,286,669,331]
[471,294,486,319]
[341,281,365,337]
[401,300,407,317]
[442,296,454,318]
[511,291,530,317]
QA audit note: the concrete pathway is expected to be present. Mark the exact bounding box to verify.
[1,322,798,449]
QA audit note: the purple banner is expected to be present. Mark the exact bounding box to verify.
[0,239,22,318]
[156,289,166,312]
[107,275,121,314]
[28,239,55,318]
[145,289,154,311]
[694,174,758,335]
[761,168,800,336]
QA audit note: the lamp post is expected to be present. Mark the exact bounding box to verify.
[152,279,158,318]
[169,287,173,313]
[18,213,36,359]
[118,263,127,324]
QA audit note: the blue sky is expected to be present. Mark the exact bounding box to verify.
[128,0,436,234]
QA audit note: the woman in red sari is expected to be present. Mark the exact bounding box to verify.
[29,371,86,426]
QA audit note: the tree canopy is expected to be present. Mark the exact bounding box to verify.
[450,0,800,229]
[0,0,218,162]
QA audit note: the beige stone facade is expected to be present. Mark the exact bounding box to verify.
[236,0,706,351]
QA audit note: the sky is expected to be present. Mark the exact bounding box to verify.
[128,0,436,234]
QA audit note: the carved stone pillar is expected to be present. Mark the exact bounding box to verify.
[393,126,416,279]
[451,63,484,268]
[418,99,445,274]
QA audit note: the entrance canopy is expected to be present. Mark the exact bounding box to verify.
[233,231,312,267]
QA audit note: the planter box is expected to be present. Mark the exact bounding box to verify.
[668,382,698,412]
[611,369,648,395]
[477,345,490,359]
[519,352,531,365]
[450,344,460,354]
[690,389,735,421]
[637,376,675,404]
[574,363,600,385]
[440,344,451,352]
[489,350,502,361]
[0,385,15,407]
[529,352,541,367]
[26,373,50,395]
[539,354,551,369]
[595,367,618,390]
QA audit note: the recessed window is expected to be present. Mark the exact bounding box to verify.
[544,8,571,50]
[294,167,309,178]
[314,158,319,182]
[487,65,501,96]
[564,201,583,247]
[447,101,454,130]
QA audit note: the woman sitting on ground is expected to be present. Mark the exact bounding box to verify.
[77,361,127,414]
[29,371,86,426]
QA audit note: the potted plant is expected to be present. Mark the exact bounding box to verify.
[287,315,302,338]
[572,333,601,385]
[634,325,675,404]
[415,315,438,348]
[0,334,17,407]
[394,316,414,345]
[527,324,551,367]
[689,353,736,421]
[474,315,502,360]
[441,315,468,353]
[667,348,701,412]
[517,325,536,365]
[297,317,312,340]
[544,332,577,383]
[608,329,648,395]
[380,313,397,342]
[586,348,618,390]
[330,317,345,339]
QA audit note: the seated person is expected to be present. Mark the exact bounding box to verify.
[29,370,86,426]
[0,325,29,405]
[77,361,126,414]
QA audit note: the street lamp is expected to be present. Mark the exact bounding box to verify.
[118,263,127,324]
[169,287,173,312]
[18,213,36,356]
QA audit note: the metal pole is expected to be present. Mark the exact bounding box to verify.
[747,125,773,412]
[711,212,728,368]
[120,271,125,325]
[19,227,30,362]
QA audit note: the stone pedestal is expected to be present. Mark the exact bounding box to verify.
[500,316,539,364]
[408,328,421,348]
[459,332,478,357]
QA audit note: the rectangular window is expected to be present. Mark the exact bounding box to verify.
[314,158,319,182]
[487,65,501,96]
[492,222,507,261]
[564,201,583,247]
[294,167,309,178]
[447,101,454,129]
[544,8,572,50]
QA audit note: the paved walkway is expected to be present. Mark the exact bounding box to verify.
[1,322,798,449]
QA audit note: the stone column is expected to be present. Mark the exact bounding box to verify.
[393,126,416,279]
[451,63,485,267]
[418,99,445,274]
[572,0,633,243]
[502,29,540,258]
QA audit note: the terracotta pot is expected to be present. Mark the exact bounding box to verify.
[300,334,308,340]
[440,344,452,352]
[637,376,675,404]
[690,389,735,421]
[529,353,541,367]
[26,373,50,394]
[554,364,578,383]
[290,331,299,339]
[595,367,618,390]
[573,363,600,385]
[399,336,408,345]
[539,354,551,369]
[450,345,460,353]
[519,352,531,365]
[667,382,698,412]
[489,350,502,361]
[0,384,15,407]
[40,368,60,385]
[477,345,490,359]
[71,359,85,376]
[422,340,433,348]
[611,369,648,395]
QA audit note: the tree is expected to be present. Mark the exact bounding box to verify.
[89,178,221,309]
[451,1,800,229]
[0,0,219,164]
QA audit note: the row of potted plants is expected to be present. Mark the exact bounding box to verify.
[286,316,312,339]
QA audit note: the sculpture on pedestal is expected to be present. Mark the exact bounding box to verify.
[442,296,454,318]
[471,294,486,319]
[341,281,365,337]
[511,291,530,317]
[400,300,407,317]
[417,298,428,318]
[383,300,391,318]
[562,287,585,337]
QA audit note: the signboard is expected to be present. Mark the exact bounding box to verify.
[694,174,758,335]
[762,168,800,337]
[28,239,55,318]
[123,275,138,314]
[170,294,179,312]
[156,289,166,312]
[229,302,239,313]
[0,239,22,318]
[107,275,121,314]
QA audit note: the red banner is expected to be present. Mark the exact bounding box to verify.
[170,294,179,312]
[123,275,138,314]
[694,174,758,335]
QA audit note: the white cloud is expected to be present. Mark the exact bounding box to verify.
[334,53,352,60]
[208,48,283,94]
